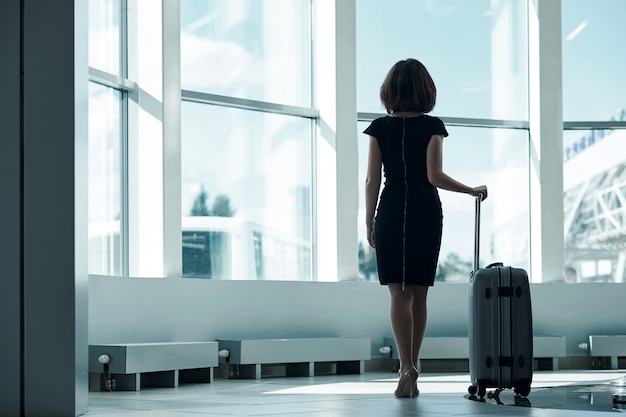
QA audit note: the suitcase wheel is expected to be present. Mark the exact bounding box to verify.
[514,380,531,397]
[468,384,486,399]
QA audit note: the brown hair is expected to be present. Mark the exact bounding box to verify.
[379,59,437,114]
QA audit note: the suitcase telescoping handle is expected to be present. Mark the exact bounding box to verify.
[473,193,483,273]
[473,193,501,274]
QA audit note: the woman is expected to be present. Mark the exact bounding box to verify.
[364,59,488,398]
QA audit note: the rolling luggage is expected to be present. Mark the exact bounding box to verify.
[468,195,533,399]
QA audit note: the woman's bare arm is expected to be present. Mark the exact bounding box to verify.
[365,136,382,247]
[426,135,488,199]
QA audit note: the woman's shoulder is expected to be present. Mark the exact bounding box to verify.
[364,115,393,130]
[363,116,389,136]
[421,114,446,127]
[421,114,443,123]
[365,115,390,125]
[422,114,448,136]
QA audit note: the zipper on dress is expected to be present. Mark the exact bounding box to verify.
[401,117,408,291]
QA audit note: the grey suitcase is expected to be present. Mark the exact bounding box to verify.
[468,195,533,399]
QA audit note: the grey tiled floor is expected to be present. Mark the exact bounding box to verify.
[86,370,626,416]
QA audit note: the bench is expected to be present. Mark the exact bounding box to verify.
[533,335,567,370]
[589,335,626,369]
[217,337,371,379]
[89,342,219,391]
[382,335,566,371]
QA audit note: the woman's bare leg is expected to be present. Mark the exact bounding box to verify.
[388,284,413,371]
[388,284,419,397]
[409,285,429,370]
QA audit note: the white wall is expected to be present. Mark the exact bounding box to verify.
[89,276,626,358]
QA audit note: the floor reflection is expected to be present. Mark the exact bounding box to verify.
[466,382,626,413]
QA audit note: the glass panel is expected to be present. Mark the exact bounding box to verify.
[182,102,312,280]
[181,0,311,107]
[562,1,626,121]
[563,129,626,283]
[358,123,529,282]
[182,230,232,279]
[89,0,122,75]
[88,83,123,275]
[356,0,528,120]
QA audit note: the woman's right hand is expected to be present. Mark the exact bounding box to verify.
[471,185,488,201]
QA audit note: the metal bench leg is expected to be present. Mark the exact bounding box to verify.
[337,360,364,375]
[239,364,262,379]
[141,370,178,388]
[286,362,314,377]
[179,367,213,383]
[107,373,140,391]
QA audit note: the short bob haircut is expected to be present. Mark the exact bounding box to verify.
[380,59,437,114]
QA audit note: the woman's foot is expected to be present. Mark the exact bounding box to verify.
[394,367,418,398]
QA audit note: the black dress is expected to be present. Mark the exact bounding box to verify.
[363,115,449,287]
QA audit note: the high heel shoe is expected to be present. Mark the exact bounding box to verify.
[411,378,420,397]
[394,367,418,398]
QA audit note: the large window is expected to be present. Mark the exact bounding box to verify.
[181,103,313,280]
[86,0,626,284]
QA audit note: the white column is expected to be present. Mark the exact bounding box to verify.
[335,0,359,281]
[313,0,359,281]
[127,0,165,276]
[528,0,565,282]
[162,0,182,277]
